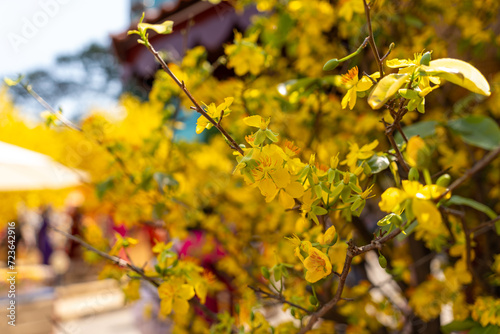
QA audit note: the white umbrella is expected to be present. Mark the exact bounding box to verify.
[0,141,88,191]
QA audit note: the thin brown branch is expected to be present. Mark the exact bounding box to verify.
[362,0,384,76]
[383,118,410,174]
[299,225,405,333]
[22,84,82,132]
[248,285,311,314]
[145,43,244,155]
[472,215,500,237]
[48,224,160,287]
[437,146,500,201]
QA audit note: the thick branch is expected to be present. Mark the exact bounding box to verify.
[299,226,403,333]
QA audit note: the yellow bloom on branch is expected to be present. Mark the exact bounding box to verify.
[341,67,379,110]
[287,236,332,283]
[196,97,233,134]
[158,278,195,316]
[303,243,332,283]
[379,180,450,227]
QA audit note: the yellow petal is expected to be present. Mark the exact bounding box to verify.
[386,58,413,68]
[159,298,173,316]
[356,76,374,91]
[195,281,207,304]
[341,90,351,109]
[285,182,305,198]
[273,167,291,189]
[379,187,408,212]
[279,190,295,209]
[323,225,336,244]
[412,198,441,226]
[259,177,279,199]
[406,136,426,167]
[243,115,263,128]
[402,180,423,198]
[174,297,190,315]
[178,284,195,300]
[348,87,357,110]
[303,247,332,283]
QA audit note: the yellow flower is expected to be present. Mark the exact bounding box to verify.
[341,67,379,110]
[320,225,337,245]
[379,180,450,227]
[341,140,379,170]
[287,236,333,283]
[109,233,138,256]
[196,97,233,134]
[303,245,332,283]
[250,145,291,201]
[243,115,270,130]
[158,278,195,316]
[278,181,305,209]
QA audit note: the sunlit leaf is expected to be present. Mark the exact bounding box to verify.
[420,58,490,96]
[138,20,174,35]
[368,73,410,109]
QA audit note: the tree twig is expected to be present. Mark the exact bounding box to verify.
[145,43,244,155]
[362,0,384,77]
[21,83,82,132]
[248,285,311,314]
[437,146,500,201]
[472,215,500,237]
[299,224,405,333]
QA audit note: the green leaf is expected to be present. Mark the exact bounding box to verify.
[395,121,438,145]
[4,75,23,86]
[469,325,500,334]
[447,115,500,150]
[398,88,419,99]
[265,129,279,142]
[420,58,490,96]
[366,154,390,174]
[446,195,497,219]
[138,20,174,35]
[368,73,410,109]
[441,319,477,333]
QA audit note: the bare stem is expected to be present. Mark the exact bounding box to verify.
[472,215,500,237]
[248,285,311,314]
[21,84,82,132]
[48,224,160,287]
[363,0,384,76]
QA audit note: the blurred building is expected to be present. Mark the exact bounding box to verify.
[111,0,258,92]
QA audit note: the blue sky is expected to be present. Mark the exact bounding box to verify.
[0,0,130,76]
